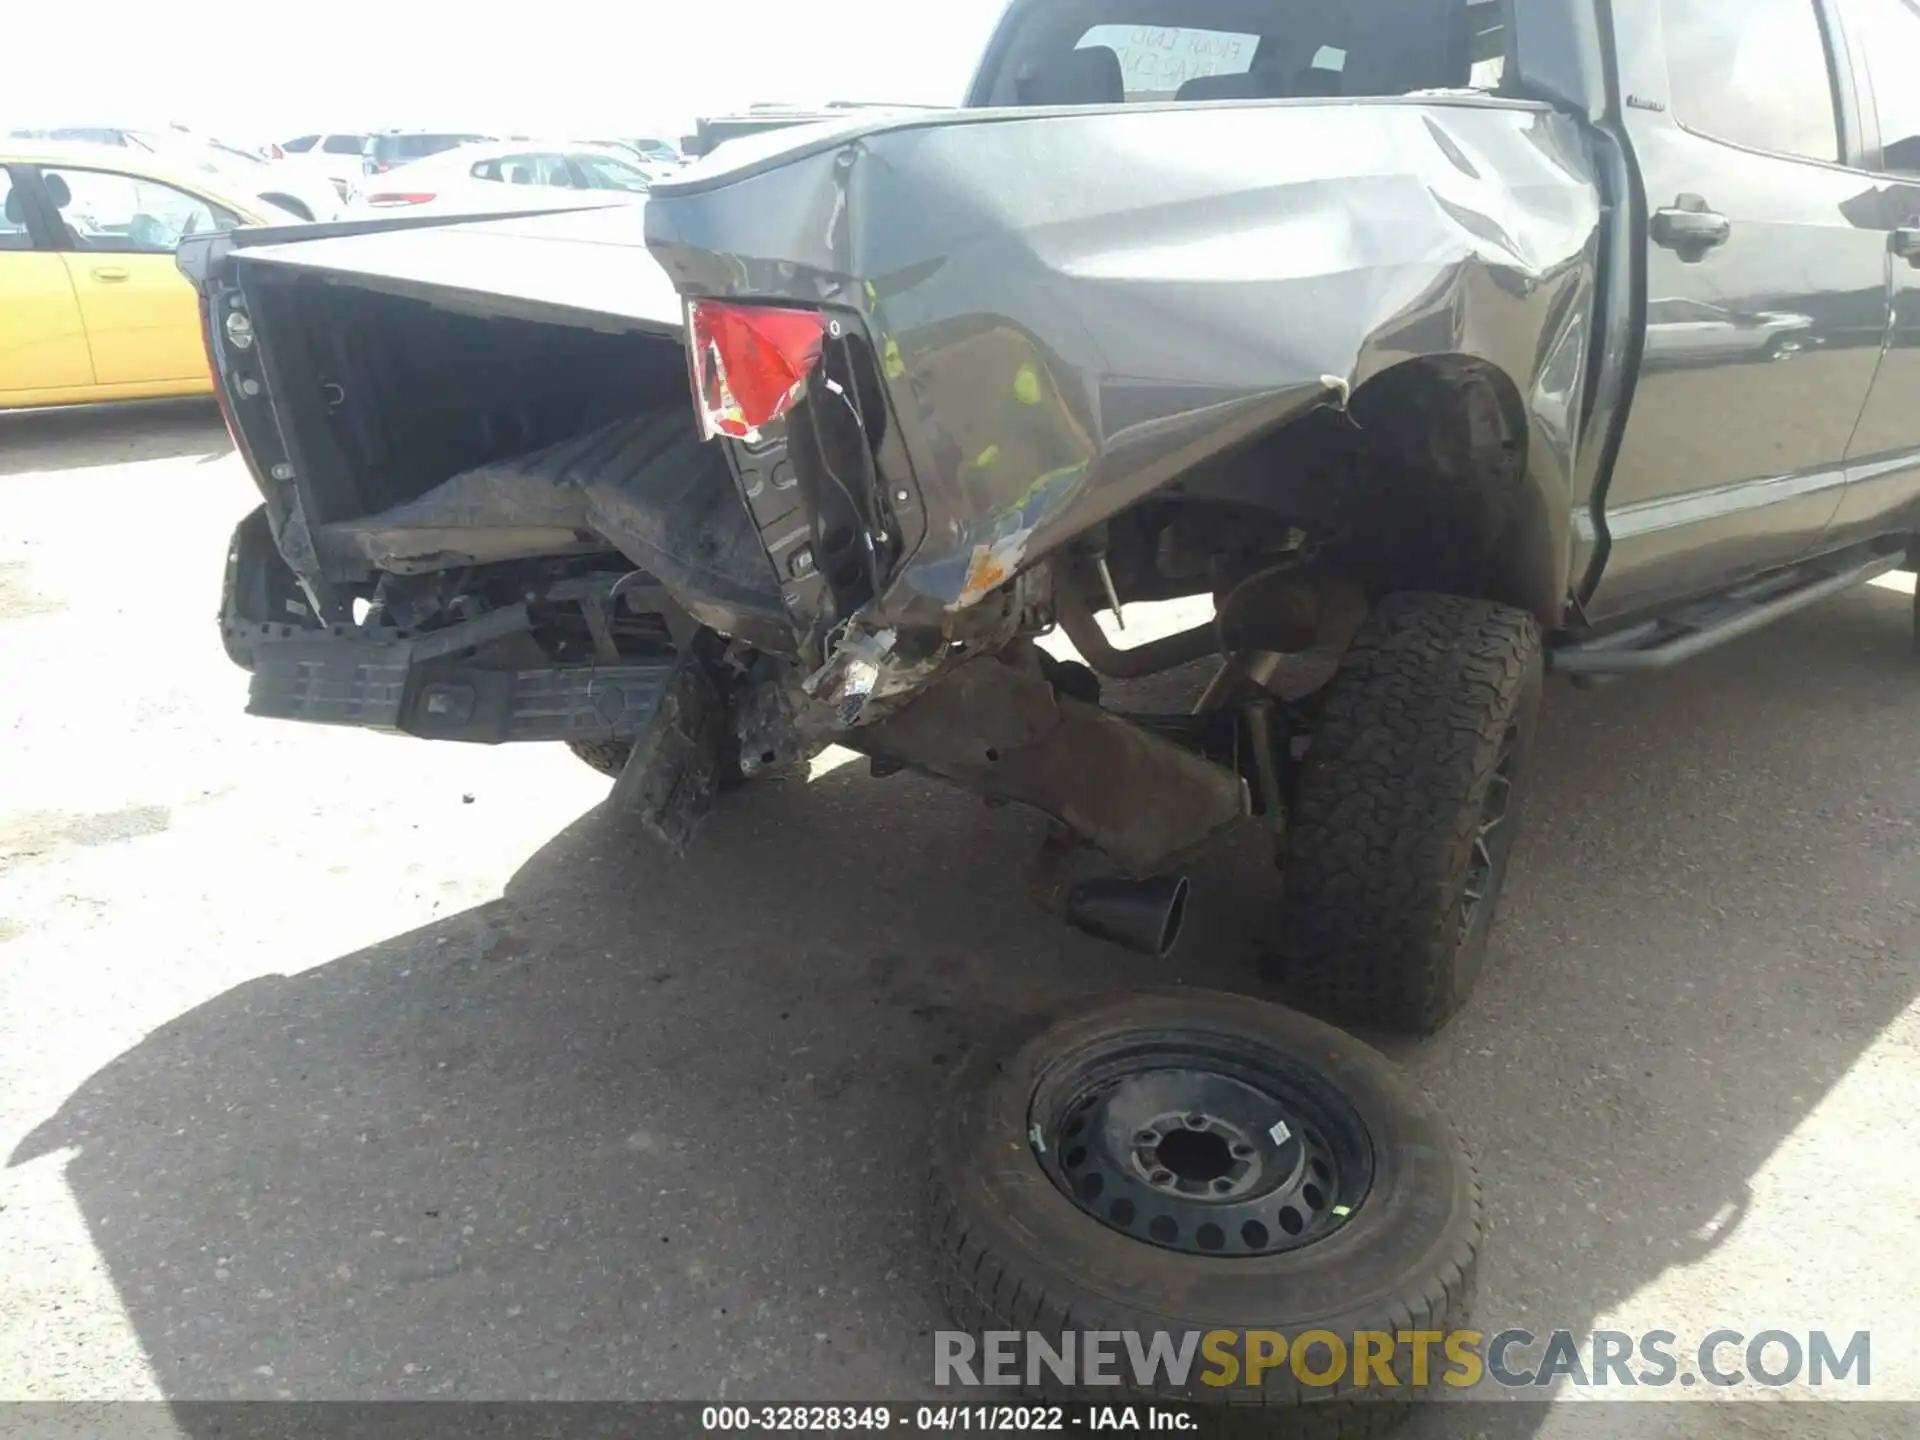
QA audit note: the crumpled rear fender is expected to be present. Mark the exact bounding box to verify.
[646,98,1601,632]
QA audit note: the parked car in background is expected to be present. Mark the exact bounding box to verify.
[1,140,283,408]
[9,126,345,221]
[277,132,380,200]
[607,137,685,170]
[356,141,652,215]
[361,130,494,176]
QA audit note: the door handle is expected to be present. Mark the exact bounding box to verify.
[90,266,131,282]
[1893,226,1920,267]
[1651,195,1730,260]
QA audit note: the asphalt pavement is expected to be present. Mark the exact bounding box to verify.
[2,400,1916,1439]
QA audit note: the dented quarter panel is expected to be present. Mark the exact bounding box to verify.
[646,98,1603,630]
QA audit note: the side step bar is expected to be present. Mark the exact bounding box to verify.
[1550,548,1906,677]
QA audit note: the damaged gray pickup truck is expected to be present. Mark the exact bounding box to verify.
[184,0,1920,1041]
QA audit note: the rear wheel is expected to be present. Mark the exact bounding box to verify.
[928,989,1478,1422]
[1274,591,1543,1035]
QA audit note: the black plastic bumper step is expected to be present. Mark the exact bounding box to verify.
[247,620,677,745]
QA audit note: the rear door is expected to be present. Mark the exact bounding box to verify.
[0,164,94,399]
[41,164,240,385]
[1830,0,1920,543]
[1587,0,1889,622]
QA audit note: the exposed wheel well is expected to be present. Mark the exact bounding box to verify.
[1104,355,1563,628]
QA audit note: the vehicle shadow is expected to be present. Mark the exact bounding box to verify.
[9,583,1918,1435]
[0,399,230,478]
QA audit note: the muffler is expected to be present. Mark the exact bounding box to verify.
[1063,874,1191,958]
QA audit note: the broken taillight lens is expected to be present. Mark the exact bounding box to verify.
[686,300,827,442]
[365,191,435,207]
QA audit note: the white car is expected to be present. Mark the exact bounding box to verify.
[586,137,687,178]
[274,133,379,205]
[8,126,346,221]
[354,141,654,216]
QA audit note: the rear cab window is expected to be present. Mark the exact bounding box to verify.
[982,0,1510,106]
[1077,25,1263,100]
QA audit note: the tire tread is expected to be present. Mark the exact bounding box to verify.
[1278,591,1543,1034]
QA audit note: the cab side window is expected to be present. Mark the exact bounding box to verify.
[569,153,652,193]
[1662,0,1840,163]
[1840,0,1920,173]
[40,168,240,254]
[474,153,573,186]
[1,171,38,250]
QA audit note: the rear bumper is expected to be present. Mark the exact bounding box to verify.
[244,624,676,745]
[220,506,677,746]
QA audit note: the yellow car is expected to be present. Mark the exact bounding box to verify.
[1,140,281,408]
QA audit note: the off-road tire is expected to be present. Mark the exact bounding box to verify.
[567,739,633,779]
[928,990,1478,1431]
[568,736,766,787]
[1276,591,1543,1036]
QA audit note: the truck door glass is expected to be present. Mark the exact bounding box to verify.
[1661,0,1840,162]
[1838,0,1920,173]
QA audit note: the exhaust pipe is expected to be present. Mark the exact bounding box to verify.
[1063,874,1191,958]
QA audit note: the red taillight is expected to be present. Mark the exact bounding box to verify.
[686,300,827,442]
[366,192,435,207]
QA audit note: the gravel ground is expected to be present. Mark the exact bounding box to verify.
[2,400,1917,1439]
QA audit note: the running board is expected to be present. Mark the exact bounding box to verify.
[1550,549,1905,677]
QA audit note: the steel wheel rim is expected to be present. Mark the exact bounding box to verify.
[1028,1039,1374,1258]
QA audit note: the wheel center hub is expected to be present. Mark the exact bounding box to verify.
[1153,1125,1233,1183]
